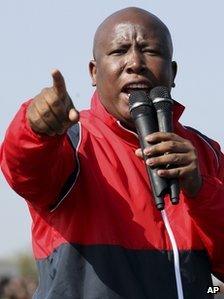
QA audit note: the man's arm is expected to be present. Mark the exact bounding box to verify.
[135,132,224,281]
[185,146,224,282]
[0,70,79,210]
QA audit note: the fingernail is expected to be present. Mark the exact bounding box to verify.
[157,170,165,176]
[146,158,154,166]
[145,135,153,141]
[143,147,151,155]
[69,109,78,121]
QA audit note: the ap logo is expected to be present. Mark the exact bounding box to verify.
[207,286,220,294]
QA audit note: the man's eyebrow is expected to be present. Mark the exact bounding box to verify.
[110,40,131,46]
[138,40,163,47]
[109,39,165,48]
[106,39,131,49]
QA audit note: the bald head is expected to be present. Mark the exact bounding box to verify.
[93,7,173,60]
[89,7,177,126]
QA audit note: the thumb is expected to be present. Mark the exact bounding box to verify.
[65,93,79,123]
[68,107,79,123]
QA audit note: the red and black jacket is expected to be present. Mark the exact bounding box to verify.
[1,91,224,299]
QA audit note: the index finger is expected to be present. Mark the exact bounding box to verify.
[51,69,67,95]
[145,132,185,143]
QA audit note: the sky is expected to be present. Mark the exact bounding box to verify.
[0,0,224,259]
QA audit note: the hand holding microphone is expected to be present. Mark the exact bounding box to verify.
[131,87,202,209]
[150,86,179,205]
[129,90,169,210]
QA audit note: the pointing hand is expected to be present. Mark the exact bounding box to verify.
[27,69,79,136]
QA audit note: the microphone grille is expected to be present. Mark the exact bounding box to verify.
[149,86,171,100]
[129,90,151,108]
[129,90,153,118]
[150,86,173,112]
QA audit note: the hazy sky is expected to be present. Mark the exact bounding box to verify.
[0,0,224,258]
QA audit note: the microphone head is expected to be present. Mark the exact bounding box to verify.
[150,86,173,111]
[150,86,171,100]
[129,90,152,112]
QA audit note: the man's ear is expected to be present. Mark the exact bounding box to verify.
[171,61,177,86]
[89,60,97,86]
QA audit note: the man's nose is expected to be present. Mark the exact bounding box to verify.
[125,50,146,74]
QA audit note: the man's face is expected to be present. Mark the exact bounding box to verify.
[90,14,176,128]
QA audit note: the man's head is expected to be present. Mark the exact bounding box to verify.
[89,7,177,129]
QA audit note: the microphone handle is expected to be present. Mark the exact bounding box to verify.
[134,113,170,210]
[156,109,180,204]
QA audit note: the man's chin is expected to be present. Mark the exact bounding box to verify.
[116,101,137,130]
[119,120,136,132]
[118,113,136,131]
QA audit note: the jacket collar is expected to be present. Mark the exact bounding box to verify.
[90,90,185,145]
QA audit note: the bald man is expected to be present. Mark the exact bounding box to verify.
[1,7,224,299]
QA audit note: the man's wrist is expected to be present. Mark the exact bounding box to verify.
[181,171,203,198]
[183,175,222,209]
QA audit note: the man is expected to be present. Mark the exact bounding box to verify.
[1,6,224,299]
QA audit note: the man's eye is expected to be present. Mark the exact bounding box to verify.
[144,49,161,56]
[109,49,127,55]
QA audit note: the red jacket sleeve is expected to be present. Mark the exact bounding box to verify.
[0,100,76,211]
[185,141,224,281]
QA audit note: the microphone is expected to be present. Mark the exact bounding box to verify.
[129,90,170,210]
[150,86,180,205]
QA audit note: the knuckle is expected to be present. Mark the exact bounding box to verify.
[27,104,35,119]
[151,132,158,138]
[40,109,51,119]
[168,141,176,151]
[193,148,198,156]
[149,146,155,154]
[41,87,50,94]
[172,154,180,164]
[34,94,47,108]
[46,90,62,105]
[190,149,198,161]
[51,98,62,108]
[32,117,44,128]
[27,108,40,125]
[170,133,176,139]
[185,140,194,149]
[191,154,197,163]
[155,157,161,165]
[28,114,54,136]
[191,156,198,167]
[190,163,198,171]
[30,120,47,135]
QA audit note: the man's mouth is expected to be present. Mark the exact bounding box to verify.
[121,83,151,95]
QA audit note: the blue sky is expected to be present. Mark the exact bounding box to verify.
[0,0,223,258]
